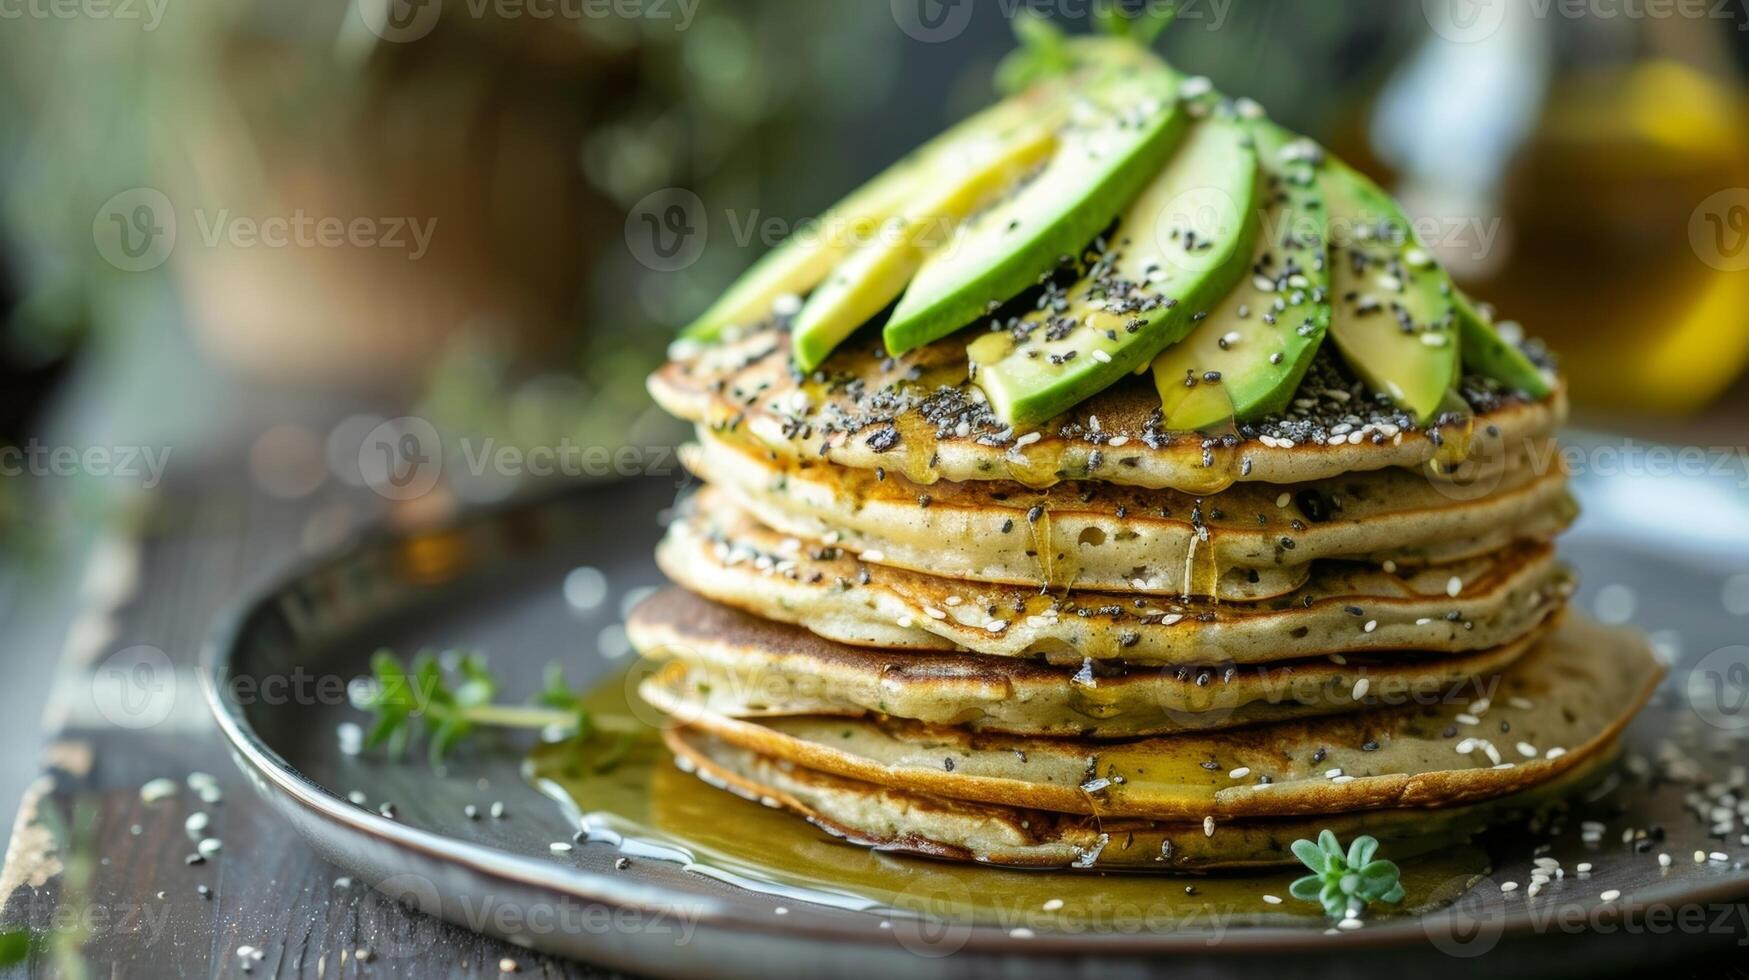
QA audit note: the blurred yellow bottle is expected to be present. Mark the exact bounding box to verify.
[1473,60,1749,415]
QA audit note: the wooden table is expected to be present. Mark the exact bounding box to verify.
[0,465,630,978]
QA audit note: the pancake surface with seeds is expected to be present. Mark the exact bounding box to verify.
[631,587,1553,737]
[640,614,1662,820]
[653,327,1566,493]
[684,430,1577,599]
[667,726,1617,870]
[655,493,1573,664]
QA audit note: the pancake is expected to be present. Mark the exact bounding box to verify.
[629,588,1553,737]
[639,614,1662,821]
[656,493,1573,663]
[653,326,1567,493]
[683,430,1578,599]
[667,727,1616,870]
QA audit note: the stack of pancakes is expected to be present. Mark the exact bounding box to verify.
[626,333,1663,870]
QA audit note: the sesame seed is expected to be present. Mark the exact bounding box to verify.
[1447,576,1463,597]
[1501,881,1519,892]
[1600,890,1621,902]
[1203,816,1215,837]
[140,778,177,804]
[1263,894,1282,905]
[1043,898,1064,911]
[1229,767,1251,779]
[1352,678,1371,700]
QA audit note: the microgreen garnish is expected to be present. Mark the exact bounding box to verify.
[995,2,1182,95]
[1289,831,1405,920]
[352,651,636,768]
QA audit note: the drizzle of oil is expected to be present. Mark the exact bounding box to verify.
[892,414,942,486]
[1181,525,1223,603]
[1155,376,1246,498]
[525,669,1491,933]
[1025,504,1057,592]
[1001,443,1063,490]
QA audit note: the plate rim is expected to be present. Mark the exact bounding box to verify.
[198,485,1749,961]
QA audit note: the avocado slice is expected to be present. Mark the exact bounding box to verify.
[882,65,1187,356]
[1454,294,1554,398]
[791,116,1062,372]
[1151,121,1329,431]
[1321,160,1460,424]
[682,86,1058,343]
[968,114,1261,429]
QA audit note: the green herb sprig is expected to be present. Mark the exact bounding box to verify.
[1289,831,1405,920]
[352,651,637,768]
[994,1,1182,95]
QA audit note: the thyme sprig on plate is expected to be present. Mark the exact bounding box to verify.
[1289,831,1405,920]
[351,652,638,767]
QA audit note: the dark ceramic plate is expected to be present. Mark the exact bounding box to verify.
[203,443,1749,978]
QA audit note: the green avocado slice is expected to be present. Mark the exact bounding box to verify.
[1454,294,1554,398]
[882,65,1187,356]
[1151,120,1329,431]
[682,85,1058,343]
[968,114,1261,430]
[790,114,1063,372]
[1322,160,1460,424]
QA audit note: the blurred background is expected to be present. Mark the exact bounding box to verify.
[0,0,1747,806]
